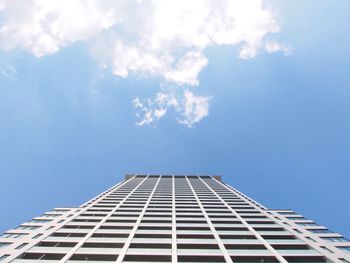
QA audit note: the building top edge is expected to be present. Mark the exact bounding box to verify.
[125,174,221,181]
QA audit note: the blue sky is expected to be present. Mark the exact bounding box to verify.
[0,0,350,238]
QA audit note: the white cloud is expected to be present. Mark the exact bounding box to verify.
[178,91,210,127]
[0,0,119,57]
[133,90,210,127]
[164,51,208,86]
[133,92,178,126]
[108,40,173,78]
[0,0,289,126]
[239,45,259,59]
[265,41,292,55]
[95,0,281,86]
[133,92,179,126]
[0,0,284,82]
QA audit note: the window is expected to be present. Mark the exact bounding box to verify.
[278,211,296,215]
[306,237,316,242]
[262,235,296,240]
[283,256,327,262]
[296,222,319,226]
[99,225,133,230]
[91,233,128,238]
[0,243,10,248]
[17,226,40,230]
[230,256,278,262]
[138,226,171,230]
[130,243,171,249]
[254,227,285,232]
[21,253,64,260]
[28,219,52,223]
[320,246,333,253]
[63,225,94,230]
[337,246,350,253]
[42,214,60,218]
[220,235,256,240]
[72,219,100,223]
[124,254,171,262]
[38,242,77,247]
[53,209,69,212]
[1,233,27,238]
[322,237,349,242]
[215,227,248,232]
[308,229,333,234]
[82,243,123,248]
[286,217,306,220]
[16,243,28,249]
[178,255,225,262]
[0,255,9,261]
[272,244,309,250]
[225,244,266,250]
[51,232,86,238]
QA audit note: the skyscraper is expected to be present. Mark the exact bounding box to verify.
[0,175,349,263]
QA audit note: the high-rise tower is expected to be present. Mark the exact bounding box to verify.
[1,175,349,263]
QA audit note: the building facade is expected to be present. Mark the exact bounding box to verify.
[0,175,349,263]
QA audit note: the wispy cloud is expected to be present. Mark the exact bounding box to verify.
[178,91,210,127]
[265,41,292,56]
[0,64,17,80]
[133,90,210,128]
[132,92,178,126]
[0,0,289,126]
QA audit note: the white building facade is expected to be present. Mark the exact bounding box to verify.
[0,175,349,263]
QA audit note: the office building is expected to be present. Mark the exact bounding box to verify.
[1,175,349,262]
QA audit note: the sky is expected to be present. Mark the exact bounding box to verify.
[0,0,349,238]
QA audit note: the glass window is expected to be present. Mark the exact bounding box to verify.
[320,246,333,253]
[322,237,349,242]
[305,237,316,242]
[16,243,28,249]
[308,229,333,234]
[28,219,51,223]
[0,243,10,248]
[286,216,306,220]
[278,211,297,215]
[17,226,40,230]
[42,214,61,218]
[1,233,27,238]
[296,222,319,226]
[0,255,9,261]
[337,246,350,253]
